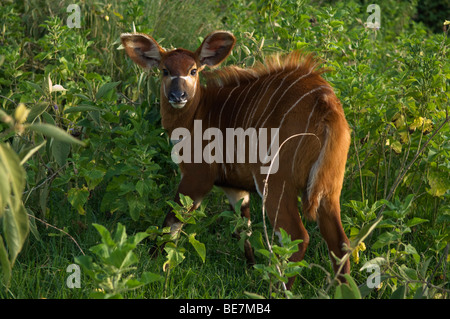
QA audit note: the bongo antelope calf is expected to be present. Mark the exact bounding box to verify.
[121,31,351,289]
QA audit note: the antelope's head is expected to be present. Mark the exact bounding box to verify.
[121,31,235,109]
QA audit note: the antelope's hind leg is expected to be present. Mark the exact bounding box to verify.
[316,196,350,282]
[262,180,310,290]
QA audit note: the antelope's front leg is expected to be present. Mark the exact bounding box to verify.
[161,169,215,243]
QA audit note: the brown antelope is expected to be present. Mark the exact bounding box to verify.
[121,31,351,289]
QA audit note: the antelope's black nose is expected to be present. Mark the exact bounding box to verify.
[169,91,187,103]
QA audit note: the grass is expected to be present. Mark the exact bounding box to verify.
[1,186,336,299]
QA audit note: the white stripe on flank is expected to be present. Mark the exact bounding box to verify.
[228,80,254,128]
[262,86,327,164]
[245,71,282,129]
[218,85,240,129]
[253,66,301,128]
[290,98,320,175]
[232,75,262,128]
[259,68,315,129]
[208,86,224,127]
[241,71,277,128]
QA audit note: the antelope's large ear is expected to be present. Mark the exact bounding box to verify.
[196,31,235,67]
[120,33,164,69]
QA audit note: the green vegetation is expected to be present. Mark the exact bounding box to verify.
[0,0,449,299]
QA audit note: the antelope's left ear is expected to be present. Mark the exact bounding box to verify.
[195,31,236,67]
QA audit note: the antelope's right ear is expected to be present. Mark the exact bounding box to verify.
[120,33,164,69]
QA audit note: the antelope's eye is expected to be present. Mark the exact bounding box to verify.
[162,69,169,76]
[190,69,197,76]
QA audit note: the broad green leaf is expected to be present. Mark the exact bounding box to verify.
[131,232,150,246]
[372,230,402,249]
[25,81,45,96]
[0,164,10,218]
[3,203,30,265]
[426,171,449,197]
[406,217,428,227]
[113,223,127,246]
[83,167,106,190]
[140,271,164,284]
[334,275,361,299]
[390,285,406,299]
[64,105,103,114]
[26,102,48,123]
[95,81,121,100]
[0,236,11,286]
[0,143,26,200]
[67,187,89,215]
[51,139,71,166]
[92,223,115,247]
[188,233,206,263]
[391,140,402,154]
[127,194,145,221]
[111,249,137,269]
[163,243,185,271]
[27,123,85,146]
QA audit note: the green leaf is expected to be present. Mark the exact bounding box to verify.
[406,217,428,227]
[95,81,121,101]
[83,167,106,190]
[113,223,127,246]
[67,187,89,215]
[27,123,85,146]
[390,285,406,299]
[188,233,206,263]
[3,203,30,265]
[127,193,145,221]
[51,139,71,166]
[25,81,45,96]
[426,171,449,197]
[0,164,10,218]
[26,102,48,123]
[334,275,361,299]
[391,140,402,154]
[0,236,11,287]
[0,143,26,202]
[163,243,185,271]
[64,105,103,114]
[92,223,115,247]
[140,271,164,284]
[372,230,401,249]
